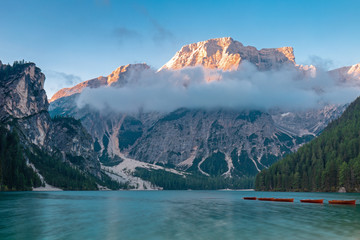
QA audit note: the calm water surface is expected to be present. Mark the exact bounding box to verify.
[0,191,359,240]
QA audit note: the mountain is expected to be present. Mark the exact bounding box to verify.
[50,63,149,103]
[330,63,360,83]
[256,96,360,192]
[0,61,123,190]
[159,37,295,71]
[49,37,348,189]
[270,105,347,136]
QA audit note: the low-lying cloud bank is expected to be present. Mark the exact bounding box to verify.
[76,62,360,113]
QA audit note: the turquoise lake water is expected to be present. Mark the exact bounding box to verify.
[0,191,359,240]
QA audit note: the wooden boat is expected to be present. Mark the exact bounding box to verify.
[258,197,275,201]
[300,199,324,204]
[273,198,294,202]
[243,197,257,200]
[328,200,356,205]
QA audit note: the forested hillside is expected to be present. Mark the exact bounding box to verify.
[0,125,41,191]
[0,61,125,191]
[0,124,101,190]
[255,97,360,192]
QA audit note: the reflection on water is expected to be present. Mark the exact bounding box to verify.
[0,191,359,240]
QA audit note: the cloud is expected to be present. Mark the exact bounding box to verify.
[146,16,175,43]
[114,27,142,43]
[44,70,82,98]
[133,4,175,44]
[76,62,360,113]
[307,55,334,70]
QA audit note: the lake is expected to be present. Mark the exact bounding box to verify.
[0,191,359,240]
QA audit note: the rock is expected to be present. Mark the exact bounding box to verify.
[49,76,107,103]
[50,63,150,102]
[338,187,346,193]
[159,37,295,71]
[270,104,347,136]
[50,94,344,178]
[0,61,101,177]
[0,63,48,121]
[107,63,150,87]
[330,63,360,83]
[46,117,100,176]
[129,109,290,169]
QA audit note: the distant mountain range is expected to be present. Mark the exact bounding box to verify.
[46,37,359,189]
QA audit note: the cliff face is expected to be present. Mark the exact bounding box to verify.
[50,97,342,178]
[0,63,48,119]
[0,63,50,146]
[159,37,295,71]
[49,91,342,179]
[0,62,101,179]
[128,109,298,173]
[46,117,100,175]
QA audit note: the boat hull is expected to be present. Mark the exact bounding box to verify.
[243,197,257,200]
[300,199,324,204]
[258,198,275,201]
[273,198,294,202]
[329,200,356,205]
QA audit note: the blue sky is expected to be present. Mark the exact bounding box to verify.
[1,0,360,97]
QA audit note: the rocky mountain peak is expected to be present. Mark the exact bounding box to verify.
[159,37,295,71]
[50,63,150,102]
[107,63,150,86]
[329,62,360,83]
[0,62,48,120]
[49,77,108,103]
[348,63,360,76]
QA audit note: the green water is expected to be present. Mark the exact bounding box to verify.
[0,191,359,240]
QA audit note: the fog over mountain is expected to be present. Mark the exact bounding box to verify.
[76,61,359,113]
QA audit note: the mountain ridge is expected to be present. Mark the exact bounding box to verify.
[159,37,295,71]
[49,37,306,104]
[50,37,359,104]
[47,37,350,186]
[50,63,150,102]
[330,63,360,83]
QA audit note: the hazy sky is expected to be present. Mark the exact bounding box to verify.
[1,0,360,97]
